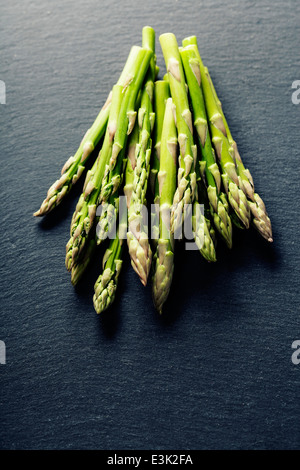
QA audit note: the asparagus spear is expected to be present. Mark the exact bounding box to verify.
[96,147,129,245]
[150,80,170,245]
[126,26,156,286]
[34,45,143,217]
[159,33,198,238]
[124,119,151,286]
[65,83,124,271]
[180,46,233,249]
[66,47,151,271]
[192,202,217,262]
[205,68,273,242]
[123,116,140,210]
[152,97,177,314]
[143,26,157,83]
[71,237,97,286]
[93,199,127,314]
[150,80,170,195]
[182,37,251,229]
[98,47,152,204]
[96,57,147,248]
[96,192,120,243]
[192,154,217,264]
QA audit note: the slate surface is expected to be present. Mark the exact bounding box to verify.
[0,0,299,450]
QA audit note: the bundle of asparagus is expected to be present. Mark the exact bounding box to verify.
[34,27,273,316]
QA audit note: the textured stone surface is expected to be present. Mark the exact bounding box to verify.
[0,0,299,450]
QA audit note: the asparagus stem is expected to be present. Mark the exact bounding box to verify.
[123,117,140,207]
[159,33,198,238]
[191,137,217,262]
[150,80,170,195]
[126,26,156,286]
[151,80,170,245]
[230,208,247,230]
[180,46,232,249]
[192,194,217,263]
[152,97,178,314]
[65,83,124,271]
[66,47,151,271]
[142,26,156,80]
[98,47,152,203]
[71,237,97,286]
[34,45,143,217]
[96,192,120,244]
[123,117,145,281]
[205,68,273,242]
[182,37,251,229]
[127,131,153,285]
[93,200,127,314]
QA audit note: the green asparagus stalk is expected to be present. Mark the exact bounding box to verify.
[192,186,217,263]
[98,47,152,204]
[93,199,127,314]
[152,97,178,314]
[66,47,151,271]
[182,37,251,229]
[96,193,120,243]
[96,147,129,245]
[124,119,152,286]
[205,68,273,242]
[229,207,248,230]
[150,80,170,245]
[159,33,198,238]
[143,26,157,83]
[34,45,143,217]
[180,46,233,249]
[123,117,150,283]
[123,118,140,210]
[126,26,156,286]
[150,80,170,195]
[71,237,97,286]
[65,83,125,271]
[192,202,216,262]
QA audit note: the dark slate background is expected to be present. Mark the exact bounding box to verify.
[0,0,299,450]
